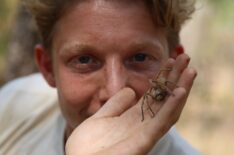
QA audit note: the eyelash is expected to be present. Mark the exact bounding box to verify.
[133,53,149,61]
[68,55,101,73]
[130,52,157,62]
[67,52,159,73]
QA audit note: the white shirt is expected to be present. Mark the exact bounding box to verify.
[0,73,201,155]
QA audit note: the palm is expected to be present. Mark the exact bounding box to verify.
[66,92,150,155]
[66,87,185,155]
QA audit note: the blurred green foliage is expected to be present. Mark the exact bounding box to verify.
[0,1,9,56]
[0,0,17,55]
[207,0,234,26]
[0,1,233,154]
[0,0,233,83]
[0,1,9,22]
[0,0,233,55]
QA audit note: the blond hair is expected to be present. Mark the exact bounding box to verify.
[24,0,195,51]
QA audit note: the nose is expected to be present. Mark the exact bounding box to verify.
[99,58,128,103]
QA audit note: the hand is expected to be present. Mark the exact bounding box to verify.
[65,54,197,155]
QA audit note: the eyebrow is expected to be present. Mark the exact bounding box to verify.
[127,39,165,55]
[59,42,97,57]
[59,39,166,57]
[129,41,162,51]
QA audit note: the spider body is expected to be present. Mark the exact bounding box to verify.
[149,79,170,102]
[141,69,175,121]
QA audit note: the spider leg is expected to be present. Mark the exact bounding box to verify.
[165,80,178,89]
[153,80,176,96]
[165,81,178,96]
[141,92,155,121]
[154,68,172,79]
[141,94,147,121]
[145,93,155,118]
[141,93,154,121]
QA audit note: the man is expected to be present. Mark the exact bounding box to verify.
[0,0,201,154]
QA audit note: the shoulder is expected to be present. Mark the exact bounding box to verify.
[0,73,58,130]
[0,73,56,95]
[149,127,202,155]
[0,74,64,155]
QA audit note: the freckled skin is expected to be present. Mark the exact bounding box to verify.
[35,1,197,154]
[36,0,172,137]
[54,1,168,130]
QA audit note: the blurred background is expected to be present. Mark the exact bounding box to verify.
[0,0,233,154]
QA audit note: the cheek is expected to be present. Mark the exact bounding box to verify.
[58,82,89,108]
[59,80,90,122]
[53,58,94,108]
[128,59,168,99]
[55,68,98,127]
[128,72,152,100]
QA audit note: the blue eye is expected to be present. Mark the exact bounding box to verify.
[134,53,147,62]
[68,54,102,73]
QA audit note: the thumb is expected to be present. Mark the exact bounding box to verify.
[93,87,136,118]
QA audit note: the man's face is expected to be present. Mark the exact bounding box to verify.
[41,0,169,130]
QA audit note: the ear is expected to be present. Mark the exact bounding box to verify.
[35,44,56,87]
[169,44,184,59]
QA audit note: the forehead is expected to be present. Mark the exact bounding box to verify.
[52,0,168,53]
[56,0,154,32]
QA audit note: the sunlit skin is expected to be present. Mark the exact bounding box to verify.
[35,0,196,154]
[38,1,168,130]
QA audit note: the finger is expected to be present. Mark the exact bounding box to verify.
[149,87,187,135]
[153,58,175,80]
[167,54,190,86]
[175,67,197,113]
[134,58,175,121]
[177,67,197,92]
[93,87,136,118]
[118,58,185,122]
[150,68,197,133]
